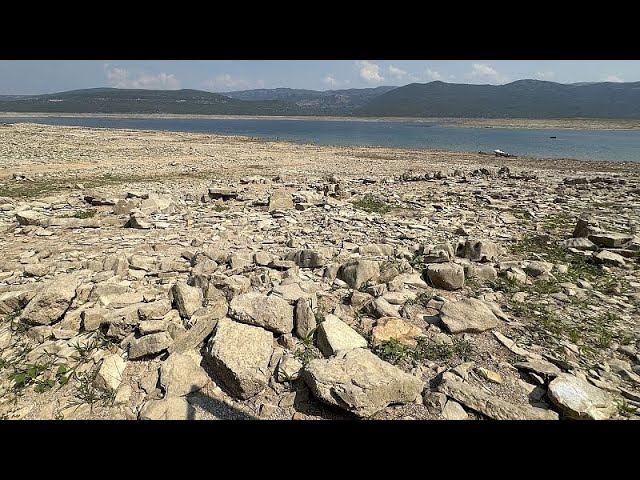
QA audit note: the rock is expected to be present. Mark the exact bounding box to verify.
[426,263,464,290]
[167,310,219,354]
[268,191,294,211]
[493,331,543,360]
[439,298,500,334]
[126,211,153,229]
[303,348,424,417]
[371,317,423,347]
[139,397,194,420]
[209,187,238,200]
[458,239,500,262]
[337,259,380,290]
[93,354,126,393]
[21,274,82,326]
[476,367,503,384]
[438,375,558,420]
[364,297,400,318]
[525,261,554,277]
[295,297,316,338]
[465,264,498,282]
[560,237,597,251]
[421,242,454,263]
[277,354,303,382]
[358,243,395,256]
[0,290,32,315]
[128,332,173,359]
[442,399,468,420]
[316,314,368,356]
[15,210,43,226]
[588,233,632,248]
[573,215,601,238]
[204,318,273,400]
[513,359,562,379]
[548,373,617,420]
[171,282,203,319]
[229,292,293,334]
[593,250,626,267]
[284,249,329,268]
[160,352,209,397]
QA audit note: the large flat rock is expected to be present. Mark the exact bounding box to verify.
[439,297,500,334]
[204,318,273,400]
[21,274,82,326]
[548,373,617,420]
[229,292,294,334]
[303,348,424,417]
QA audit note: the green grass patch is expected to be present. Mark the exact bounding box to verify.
[351,194,391,214]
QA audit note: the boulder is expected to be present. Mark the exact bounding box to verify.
[268,191,294,211]
[295,297,316,338]
[160,352,209,397]
[204,318,273,400]
[337,259,380,290]
[593,250,626,267]
[229,292,294,334]
[588,233,633,248]
[284,249,329,268]
[303,348,424,417]
[548,373,617,420]
[458,239,499,263]
[426,263,464,290]
[21,274,82,326]
[128,332,173,359]
[94,354,126,393]
[316,314,368,356]
[171,282,203,319]
[572,216,601,238]
[439,297,500,334]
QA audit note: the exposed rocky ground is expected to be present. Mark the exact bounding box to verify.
[0,123,639,420]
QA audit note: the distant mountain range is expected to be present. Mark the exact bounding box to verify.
[1,80,639,118]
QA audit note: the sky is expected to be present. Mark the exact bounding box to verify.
[0,60,638,95]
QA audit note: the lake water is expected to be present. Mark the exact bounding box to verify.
[2,116,639,162]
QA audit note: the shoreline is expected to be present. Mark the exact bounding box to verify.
[0,112,639,131]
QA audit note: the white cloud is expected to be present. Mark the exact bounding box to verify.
[469,63,509,84]
[202,74,265,91]
[425,69,443,81]
[356,60,384,83]
[605,74,623,82]
[103,64,180,89]
[388,64,407,80]
[534,71,556,80]
[323,75,338,87]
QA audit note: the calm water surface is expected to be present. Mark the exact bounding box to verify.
[2,116,639,162]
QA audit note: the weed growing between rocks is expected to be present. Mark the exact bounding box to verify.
[351,194,391,214]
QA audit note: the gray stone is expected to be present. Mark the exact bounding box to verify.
[465,264,498,282]
[459,239,499,263]
[168,310,219,354]
[593,250,626,267]
[426,263,464,290]
[303,348,424,417]
[573,216,601,238]
[160,352,209,397]
[337,259,380,290]
[295,297,316,338]
[316,314,368,356]
[525,261,554,277]
[588,233,632,248]
[284,249,329,268]
[126,211,153,229]
[560,237,597,251]
[229,292,293,334]
[548,373,617,420]
[21,274,82,326]
[514,359,562,379]
[204,318,273,400]
[442,399,468,420]
[128,332,173,359]
[439,298,500,334]
[438,375,558,420]
[268,191,294,211]
[358,244,395,256]
[94,354,126,393]
[139,397,194,420]
[363,297,400,318]
[16,210,43,226]
[277,354,303,382]
[171,282,203,319]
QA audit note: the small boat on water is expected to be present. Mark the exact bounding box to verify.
[494,149,512,157]
[550,136,557,139]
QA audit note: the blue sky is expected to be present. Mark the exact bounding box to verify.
[0,60,637,94]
